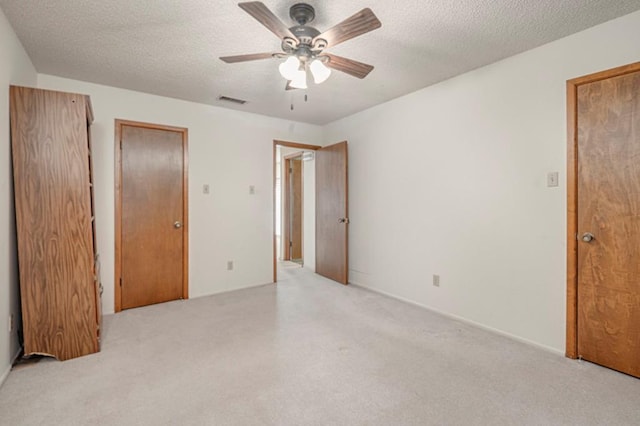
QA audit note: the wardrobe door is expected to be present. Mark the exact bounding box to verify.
[11,86,98,360]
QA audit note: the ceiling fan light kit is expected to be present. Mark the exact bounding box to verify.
[220,2,382,90]
[289,67,308,89]
[279,56,300,80]
[279,56,330,86]
[309,59,331,84]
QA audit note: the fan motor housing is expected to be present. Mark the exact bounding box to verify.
[289,25,320,45]
[289,3,315,25]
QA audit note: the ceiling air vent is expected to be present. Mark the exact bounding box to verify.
[218,95,247,105]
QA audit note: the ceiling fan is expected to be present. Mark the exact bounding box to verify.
[220,2,382,90]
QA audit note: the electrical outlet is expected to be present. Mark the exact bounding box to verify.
[433,274,440,287]
[203,184,210,194]
[227,261,234,271]
[9,314,14,332]
[547,172,559,187]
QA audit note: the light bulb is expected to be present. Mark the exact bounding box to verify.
[290,69,308,89]
[309,59,331,84]
[279,56,300,80]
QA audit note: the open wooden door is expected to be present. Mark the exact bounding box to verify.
[283,153,303,263]
[316,141,348,284]
[569,65,640,377]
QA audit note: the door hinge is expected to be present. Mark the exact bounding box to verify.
[119,277,122,287]
[289,241,293,247]
[289,167,293,173]
[119,139,123,150]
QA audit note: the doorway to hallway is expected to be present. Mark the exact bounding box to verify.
[273,140,320,282]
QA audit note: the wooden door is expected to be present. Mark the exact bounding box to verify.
[316,141,349,284]
[575,68,640,377]
[283,154,303,261]
[116,121,188,311]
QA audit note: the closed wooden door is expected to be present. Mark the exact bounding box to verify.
[117,121,188,311]
[316,141,348,284]
[283,155,303,261]
[576,69,640,377]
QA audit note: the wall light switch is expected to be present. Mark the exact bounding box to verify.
[433,275,440,287]
[227,261,234,271]
[249,185,255,195]
[203,184,210,194]
[547,172,559,187]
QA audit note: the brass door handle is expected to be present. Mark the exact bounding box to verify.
[174,221,182,229]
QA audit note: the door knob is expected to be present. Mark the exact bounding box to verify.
[174,221,182,229]
[581,232,594,242]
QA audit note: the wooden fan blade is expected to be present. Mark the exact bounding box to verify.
[239,2,298,43]
[313,8,381,49]
[219,52,276,63]
[323,54,374,79]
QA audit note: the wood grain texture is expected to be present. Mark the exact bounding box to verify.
[290,158,303,260]
[283,157,291,260]
[121,125,185,310]
[576,70,640,377]
[239,2,297,42]
[10,86,98,361]
[283,155,303,261]
[274,140,322,151]
[88,126,102,340]
[566,81,578,359]
[323,54,374,79]
[273,142,277,283]
[114,122,123,312]
[115,120,189,311]
[566,62,640,361]
[315,141,349,285]
[314,8,381,48]
[219,52,276,63]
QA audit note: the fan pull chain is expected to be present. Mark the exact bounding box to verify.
[290,92,308,111]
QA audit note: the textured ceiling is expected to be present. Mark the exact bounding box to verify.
[2,0,640,124]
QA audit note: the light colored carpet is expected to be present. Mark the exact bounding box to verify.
[1,267,639,425]
[278,260,303,270]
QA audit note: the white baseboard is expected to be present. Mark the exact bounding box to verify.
[100,282,278,316]
[349,280,564,356]
[199,282,274,298]
[0,346,22,389]
[0,365,10,389]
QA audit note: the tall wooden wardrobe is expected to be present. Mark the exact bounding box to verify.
[10,86,102,361]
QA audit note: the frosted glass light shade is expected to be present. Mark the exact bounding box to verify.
[279,56,300,80]
[310,60,331,84]
[290,69,307,89]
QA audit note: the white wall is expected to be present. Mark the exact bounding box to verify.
[324,10,640,353]
[0,8,37,385]
[37,74,323,314]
